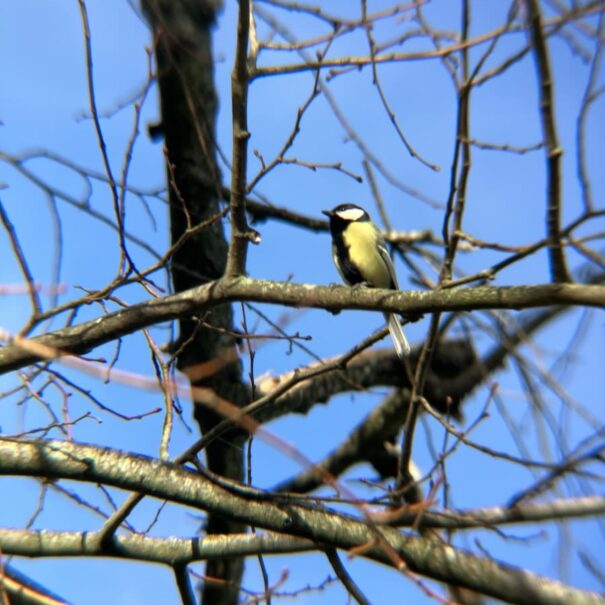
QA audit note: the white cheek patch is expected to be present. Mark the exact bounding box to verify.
[336,207,366,221]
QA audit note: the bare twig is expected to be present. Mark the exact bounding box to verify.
[576,12,605,212]
[325,549,372,605]
[526,0,570,282]
[361,0,439,172]
[226,0,255,276]
[0,200,42,319]
[77,0,133,275]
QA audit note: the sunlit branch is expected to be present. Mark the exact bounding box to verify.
[1,438,603,605]
[3,493,603,565]
[0,526,314,562]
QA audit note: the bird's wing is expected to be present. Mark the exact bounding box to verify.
[377,233,411,357]
[376,237,399,290]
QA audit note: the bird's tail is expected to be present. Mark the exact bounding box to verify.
[384,313,411,359]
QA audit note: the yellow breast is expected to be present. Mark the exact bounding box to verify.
[343,222,392,288]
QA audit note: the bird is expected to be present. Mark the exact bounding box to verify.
[322,203,410,358]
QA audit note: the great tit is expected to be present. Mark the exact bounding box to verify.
[322,203,411,358]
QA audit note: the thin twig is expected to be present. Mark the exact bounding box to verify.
[361,0,439,172]
[226,0,254,276]
[576,12,605,212]
[0,201,42,320]
[76,0,133,275]
[325,549,372,605]
[526,0,570,282]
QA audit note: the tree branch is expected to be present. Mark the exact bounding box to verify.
[1,439,603,605]
[526,0,570,282]
[226,0,253,276]
[0,527,314,563]
[139,2,251,602]
[2,497,602,560]
[1,279,603,374]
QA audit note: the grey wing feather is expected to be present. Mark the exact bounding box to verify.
[376,238,400,289]
[377,237,410,357]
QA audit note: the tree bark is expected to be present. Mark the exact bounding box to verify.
[142,2,248,603]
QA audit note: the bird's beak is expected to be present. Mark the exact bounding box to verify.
[322,210,333,217]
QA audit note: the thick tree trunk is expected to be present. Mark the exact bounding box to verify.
[143,2,248,604]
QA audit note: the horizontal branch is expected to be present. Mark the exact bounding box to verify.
[2,496,602,564]
[0,439,603,605]
[393,496,605,529]
[0,527,313,563]
[1,278,603,374]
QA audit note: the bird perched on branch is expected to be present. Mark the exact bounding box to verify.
[322,203,410,358]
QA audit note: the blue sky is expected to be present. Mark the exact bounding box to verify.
[1,1,604,604]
